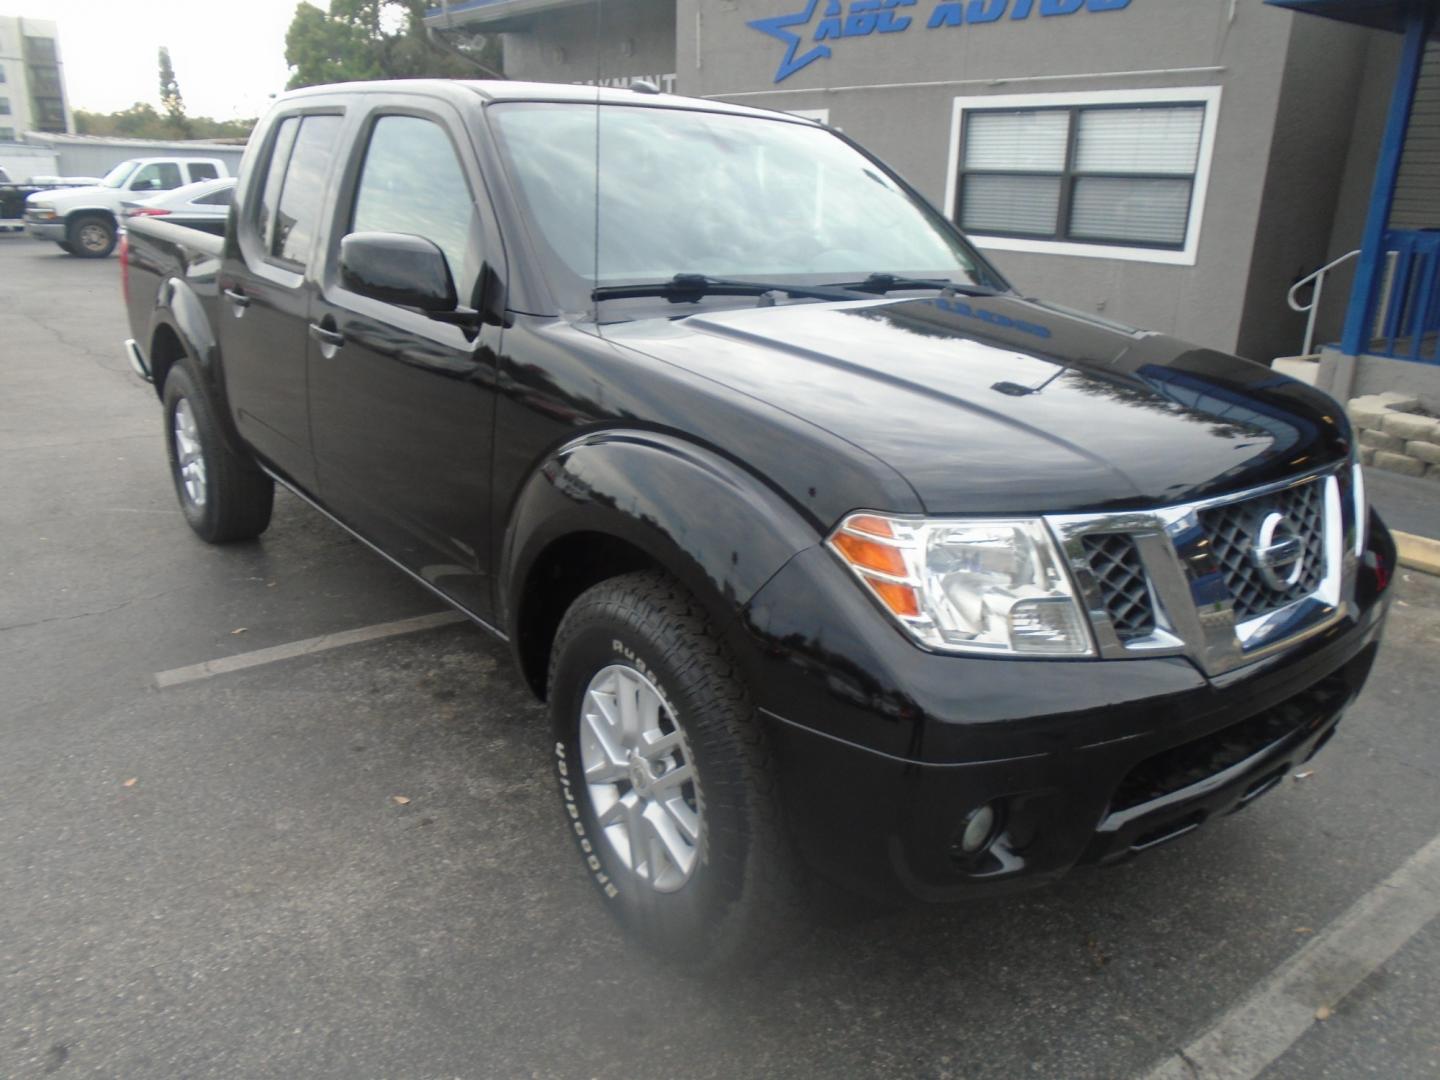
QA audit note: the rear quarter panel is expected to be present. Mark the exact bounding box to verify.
[123,217,226,398]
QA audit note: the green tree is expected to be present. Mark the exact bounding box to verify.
[284,0,501,90]
[157,46,193,138]
[75,104,255,141]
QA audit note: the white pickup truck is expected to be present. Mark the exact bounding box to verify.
[25,156,230,257]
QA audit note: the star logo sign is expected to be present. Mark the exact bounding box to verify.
[748,0,835,84]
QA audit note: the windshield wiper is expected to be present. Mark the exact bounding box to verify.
[592,273,860,304]
[822,273,1002,296]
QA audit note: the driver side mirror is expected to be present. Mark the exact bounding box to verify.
[340,231,458,314]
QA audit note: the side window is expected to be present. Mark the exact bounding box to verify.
[349,115,478,299]
[257,116,300,252]
[130,162,183,192]
[272,114,342,266]
[196,187,234,207]
[188,161,219,182]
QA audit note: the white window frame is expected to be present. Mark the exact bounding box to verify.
[944,85,1222,267]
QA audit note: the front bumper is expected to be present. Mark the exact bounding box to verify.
[737,515,1394,902]
[26,220,65,241]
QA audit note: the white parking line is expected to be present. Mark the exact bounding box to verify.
[1140,832,1440,1080]
[152,610,469,688]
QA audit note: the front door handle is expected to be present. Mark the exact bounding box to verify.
[308,323,345,348]
[223,287,250,308]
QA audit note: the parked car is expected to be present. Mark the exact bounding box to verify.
[26,156,230,257]
[122,177,236,237]
[120,81,1394,968]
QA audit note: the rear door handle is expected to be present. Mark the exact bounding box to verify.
[308,323,345,348]
[223,287,250,308]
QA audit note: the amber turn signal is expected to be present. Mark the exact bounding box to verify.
[831,531,908,578]
[863,574,921,618]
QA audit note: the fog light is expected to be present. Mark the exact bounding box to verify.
[958,804,998,855]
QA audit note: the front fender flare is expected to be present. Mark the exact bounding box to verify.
[501,428,823,648]
[62,205,118,227]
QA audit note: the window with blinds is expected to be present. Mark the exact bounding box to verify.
[956,102,1206,250]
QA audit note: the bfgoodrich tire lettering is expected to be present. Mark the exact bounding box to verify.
[162,361,274,543]
[548,570,798,969]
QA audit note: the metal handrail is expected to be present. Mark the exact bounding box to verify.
[1287,250,1360,357]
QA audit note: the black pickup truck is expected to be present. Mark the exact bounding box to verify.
[122,80,1394,966]
[0,168,94,229]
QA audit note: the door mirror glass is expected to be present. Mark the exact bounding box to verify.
[339,232,458,313]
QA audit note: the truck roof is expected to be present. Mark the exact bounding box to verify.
[272,79,811,124]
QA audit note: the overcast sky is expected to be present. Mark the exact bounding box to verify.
[26,0,301,119]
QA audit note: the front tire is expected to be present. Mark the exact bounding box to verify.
[66,214,116,258]
[55,240,76,254]
[548,571,797,969]
[162,362,274,543]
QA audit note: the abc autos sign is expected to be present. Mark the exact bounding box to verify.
[750,0,1133,82]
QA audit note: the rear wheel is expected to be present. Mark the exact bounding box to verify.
[162,362,274,543]
[55,240,76,254]
[548,571,798,969]
[66,214,116,258]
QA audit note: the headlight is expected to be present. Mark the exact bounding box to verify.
[827,512,1093,656]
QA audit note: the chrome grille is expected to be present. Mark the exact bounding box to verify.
[1081,533,1155,641]
[1049,465,1356,678]
[1196,480,1327,622]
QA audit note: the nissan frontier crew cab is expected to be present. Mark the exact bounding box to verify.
[121,81,1394,968]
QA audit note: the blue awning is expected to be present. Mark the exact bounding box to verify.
[1265,0,1439,35]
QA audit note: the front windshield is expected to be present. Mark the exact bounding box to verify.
[100,160,139,189]
[489,102,996,307]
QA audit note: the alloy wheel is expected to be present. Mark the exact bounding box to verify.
[579,664,702,892]
[172,398,208,509]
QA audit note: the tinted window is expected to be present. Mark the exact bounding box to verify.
[273,115,342,265]
[350,115,477,298]
[188,161,219,182]
[131,162,182,192]
[490,103,983,295]
[196,187,234,207]
[257,116,299,251]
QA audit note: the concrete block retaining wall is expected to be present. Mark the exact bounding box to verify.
[1346,392,1440,482]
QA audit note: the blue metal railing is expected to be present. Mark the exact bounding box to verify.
[1371,229,1440,364]
[1338,4,1435,360]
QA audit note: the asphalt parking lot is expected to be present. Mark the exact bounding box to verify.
[3,233,1439,1080]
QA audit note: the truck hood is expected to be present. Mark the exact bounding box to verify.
[605,293,1350,515]
[26,185,108,209]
